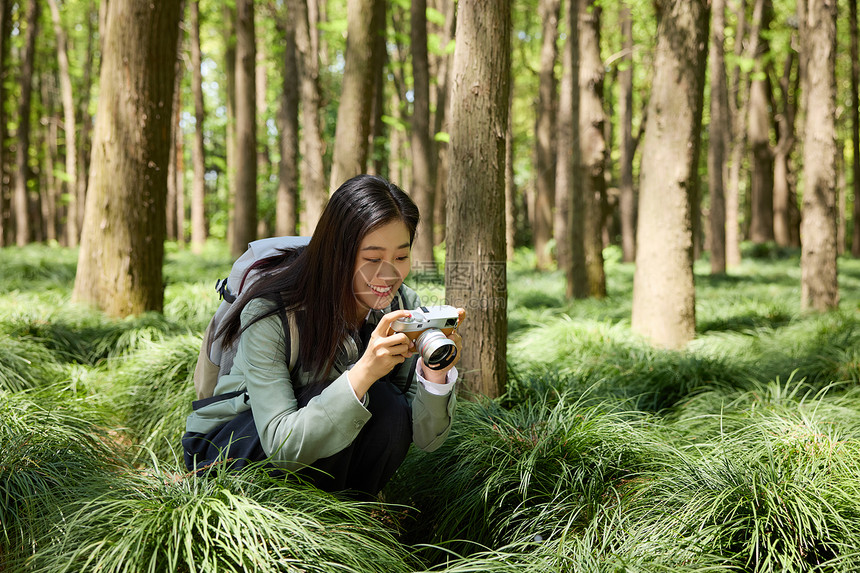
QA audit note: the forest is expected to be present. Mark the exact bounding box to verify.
[1,0,860,571]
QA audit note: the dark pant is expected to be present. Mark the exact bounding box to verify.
[182,380,412,496]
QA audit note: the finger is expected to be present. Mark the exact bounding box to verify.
[457,308,466,323]
[376,310,413,335]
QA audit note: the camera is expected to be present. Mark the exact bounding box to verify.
[391,305,460,370]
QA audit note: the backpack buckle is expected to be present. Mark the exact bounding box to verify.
[216,278,236,303]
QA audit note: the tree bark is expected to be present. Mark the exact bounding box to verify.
[72,0,182,316]
[618,2,636,264]
[566,0,587,299]
[708,0,729,274]
[223,1,237,247]
[0,0,11,246]
[578,0,607,297]
[532,0,560,270]
[555,7,574,281]
[446,0,510,398]
[230,0,258,257]
[289,0,326,234]
[748,0,775,244]
[631,0,709,349]
[799,0,839,311]
[329,0,378,189]
[47,0,78,248]
[190,0,208,252]
[13,0,39,246]
[851,0,860,257]
[506,77,516,261]
[275,7,299,237]
[411,0,437,271]
[431,0,456,247]
[773,49,799,247]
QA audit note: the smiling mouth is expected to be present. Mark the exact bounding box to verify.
[367,283,394,296]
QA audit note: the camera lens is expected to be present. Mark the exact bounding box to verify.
[416,329,457,370]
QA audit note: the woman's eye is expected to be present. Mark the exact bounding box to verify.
[396,256,410,261]
[364,259,382,264]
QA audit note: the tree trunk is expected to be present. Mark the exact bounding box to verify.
[748,0,775,244]
[631,0,709,349]
[799,0,839,311]
[70,0,97,248]
[578,0,607,297]
[72,0,182,316]
[275,9,299,237]
[555,8,574,280]
[851,0,860,257]
[290,0,326,234]
[618,2,636,264]
[13,0,39,246]
[773,49,799,247]
[506,77,516,261]
[47,0,78,248]
[223,2,237,247]
[166,42,182,243]
[410,0,437,271]
[190,0,208,252]
[0,0,11,246]
[42,86,59,243]
[432,0,456,247]
[329,0,378,188]
[446,0,510,398]
[532,0,560,270]
[368,0,387,177]
[708,0,728,274]
[230,0,257,257]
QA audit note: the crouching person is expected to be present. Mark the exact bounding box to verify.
[182,174,464,497]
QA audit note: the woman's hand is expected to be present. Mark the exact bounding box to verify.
[419,308,466,384]
[348,310,415,399]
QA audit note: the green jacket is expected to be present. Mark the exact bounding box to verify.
[184,284,456,470]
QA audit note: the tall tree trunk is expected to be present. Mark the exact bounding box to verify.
[275,9,299,237]
[175,84,186,246]
[566,0,587,299]
[166,40,182,243]
[368,0,387,177]
[14,0,39,245]
[555,8,573,280]
[0,0,11,246]
[190,0,208,252]
[411,0,437,271]
[47,0,78,248]
[230,0,257,257]
[773,49,799,247]
[851,0,860,257]
[533,0,560,270]
[618,2,636,263]
[329,0,378,188]
[70,0,97,248]
[431,0,455,247]
[631,0,709,349]
[578,0,607,297]
[709,0,729,273]
[72,0,182,316]
[290,0,326,234]
[748,0,775,244]
[799,0,839,311]
[256,31,270,191]
[506,76,516,261]
[446,0,510,398]
[223,1,237,247]
[42,85,59,243]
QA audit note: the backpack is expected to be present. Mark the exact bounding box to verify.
[191,236,311,400]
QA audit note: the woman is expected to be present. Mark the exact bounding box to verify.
[183,174,463,496]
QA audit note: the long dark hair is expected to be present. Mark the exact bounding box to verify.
[218,174,420,382]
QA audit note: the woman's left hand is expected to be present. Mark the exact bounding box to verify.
[419,308,465,384]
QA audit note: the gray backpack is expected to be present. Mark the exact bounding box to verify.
[191,236,311,400]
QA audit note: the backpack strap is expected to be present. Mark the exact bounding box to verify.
[276,307,300,374]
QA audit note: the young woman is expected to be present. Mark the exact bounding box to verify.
[183,174,464,496]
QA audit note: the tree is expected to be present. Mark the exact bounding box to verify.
[617,1,636,264]
[411,0,437,271]
[72,0,183,316]
[446,0,510,398]
[288,0,326,234]
[13,0,39,246]
[577,0,607,297]
[0,0,11,246]
[190,0,208,253]
[748,0,775,244]
[555,5,575,286]
[230,0,257,257]
[532,0,560,271]
[275,4,299,237]
[47,0,78,248]
[708,0,729,274]
[798,0,839,311]
[631,0,709,349]
[329,0,382,189]
[851,0,860,258]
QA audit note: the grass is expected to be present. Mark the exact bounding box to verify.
[0,240,859,572]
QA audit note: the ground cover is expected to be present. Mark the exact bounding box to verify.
[1,242,858,572]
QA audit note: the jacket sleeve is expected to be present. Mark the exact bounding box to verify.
[234,299,371,469]
[397,286,457,451]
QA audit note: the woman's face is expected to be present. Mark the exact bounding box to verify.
[352,220,412,318]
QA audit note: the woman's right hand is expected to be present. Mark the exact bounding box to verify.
[348,310,414,400]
